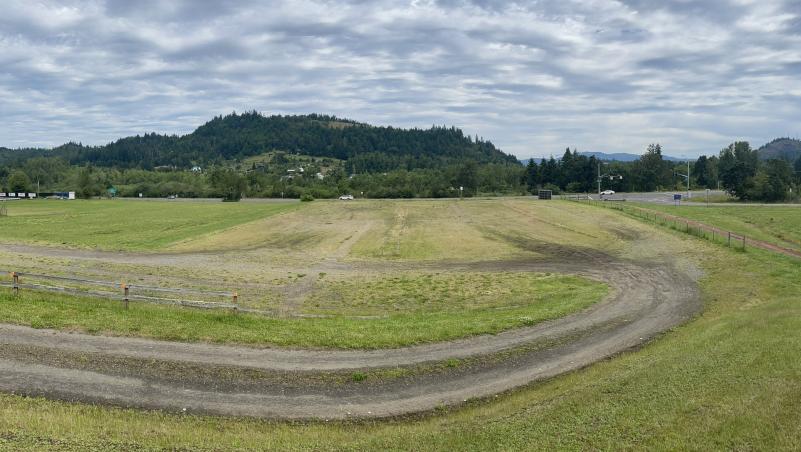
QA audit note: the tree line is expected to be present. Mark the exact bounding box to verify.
[0,112,518,170]
[1,114,799,202]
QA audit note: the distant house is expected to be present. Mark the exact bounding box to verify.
[191,166,202,173]
[316,172,325,180]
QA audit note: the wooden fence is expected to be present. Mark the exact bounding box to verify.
[567,198,801,260]
[0,269,255,314]
[0,270,389,319]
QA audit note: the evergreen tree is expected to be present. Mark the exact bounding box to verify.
[719,142,758,199]
[634,144,671,191]
[455,161,479,196]
[77,165,96,199]
[7,170,31,192]
[749,159,793,201]
[524,159,539,193]
[795,157,801,185]
[693,155,710,187]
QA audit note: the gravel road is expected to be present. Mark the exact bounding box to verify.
[0,245,701,419]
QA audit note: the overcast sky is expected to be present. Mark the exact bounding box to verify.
[1,0,800,158]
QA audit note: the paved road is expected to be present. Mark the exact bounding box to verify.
[588,190,726,204]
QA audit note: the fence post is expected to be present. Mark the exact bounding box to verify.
[728,232,731,247]
[11,272,19,296]
[232,291,238,314]
[121,282,129,310]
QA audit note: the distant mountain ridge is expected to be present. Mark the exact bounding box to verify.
[520,151,684,163]
[757,138,801,161]
[578,151,683,162]
[0,112,520,172]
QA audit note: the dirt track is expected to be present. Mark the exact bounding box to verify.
[0,244,701,419]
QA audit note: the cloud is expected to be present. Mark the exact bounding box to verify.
[0,0,800,158]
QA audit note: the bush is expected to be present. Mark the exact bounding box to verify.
[300,193,315,202]
[565,182,584,193]
[543,183,561,195]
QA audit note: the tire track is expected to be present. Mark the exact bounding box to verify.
[0,253,700,419]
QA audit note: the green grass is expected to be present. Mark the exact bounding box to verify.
[346,199,623,262]
[0,200,299,251]
[632,203,801,252]
[0,273,605,349]
[1,242,800,450]
[305,272,597,316]
[3,199,800,449]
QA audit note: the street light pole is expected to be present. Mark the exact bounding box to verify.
[597,162,601,195]
[676,161,691,200]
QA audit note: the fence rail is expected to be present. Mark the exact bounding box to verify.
[568,198,801,260]
[0,269,389,319]
[0,269,252,313]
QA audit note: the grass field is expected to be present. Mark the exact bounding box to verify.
[0,273,605,349]
[304,272,598,316]
[0,200,299,251]
[0,198,624,258]
[632,203,801,252]
[149,199,625,260]
[3,199,800,449]
[1,217,799,449]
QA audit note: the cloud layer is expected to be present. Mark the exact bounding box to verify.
[1,0,800,158]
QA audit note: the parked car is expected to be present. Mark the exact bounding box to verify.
[338,194,354,200]
[600,190,615,196]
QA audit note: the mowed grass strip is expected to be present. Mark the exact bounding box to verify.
[305,272,597,317]
[0,246,799,450]
[346,199,623,262]
[632,203,801,252]
[0,273,605,349]
[0,200,300,251]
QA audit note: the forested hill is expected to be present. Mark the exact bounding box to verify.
[0,112,519,172]
[757,138,801,161]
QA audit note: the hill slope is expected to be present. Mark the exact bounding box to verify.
[0,112,519,172]
[757,138,801,161]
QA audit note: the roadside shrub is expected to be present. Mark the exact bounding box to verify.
[565,182,584,193]
[543,183,561,195]
[300,193,314,202]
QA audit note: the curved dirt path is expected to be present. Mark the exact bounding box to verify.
[0,250,701,419]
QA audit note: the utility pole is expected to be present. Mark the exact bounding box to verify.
[676,161,691,199]
[597,162,601,195]
[596,162,621,196]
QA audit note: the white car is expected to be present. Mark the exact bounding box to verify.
[338,194,354,200]
[600,190,615,196]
